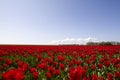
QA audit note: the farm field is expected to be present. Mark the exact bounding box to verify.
[0,45,120,80]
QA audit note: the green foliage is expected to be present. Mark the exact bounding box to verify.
[86,41,120,45]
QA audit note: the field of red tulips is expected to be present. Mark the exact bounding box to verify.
[0,45,120,80]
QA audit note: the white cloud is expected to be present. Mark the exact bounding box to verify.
[50,37,99,45]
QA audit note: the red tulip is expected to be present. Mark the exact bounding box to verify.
[46,72,51,79]
[6,59,12,65]
[107,73,113,80]
[91,65,96,70]
[38,63,47,70]
[60,63,65,70]
[32,71,38,79]
[58,55,64,62]
[92,74,98,80]
[48,66,55,74]
[55,69,60,75]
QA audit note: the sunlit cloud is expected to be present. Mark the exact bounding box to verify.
[50,37,99,45]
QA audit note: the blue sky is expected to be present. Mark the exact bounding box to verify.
[0,0,120,44]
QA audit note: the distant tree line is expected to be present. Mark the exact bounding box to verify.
[86,41,120,45]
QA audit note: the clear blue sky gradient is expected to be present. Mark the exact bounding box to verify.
[0,0,120,44]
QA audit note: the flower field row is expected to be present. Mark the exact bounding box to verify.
[0,45,120,80]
